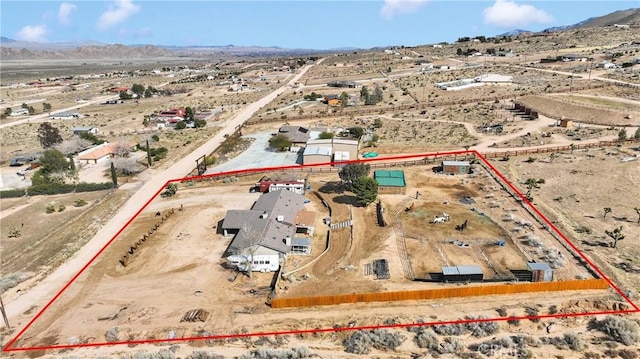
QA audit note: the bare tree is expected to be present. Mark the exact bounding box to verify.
[111,157,143,176]
[55,137,92,155]
[603,207,612,219]
[112,142,133,157]
[240,224,264,279]
[634,207,640,224]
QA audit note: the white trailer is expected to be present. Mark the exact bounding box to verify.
[227,254,280,273]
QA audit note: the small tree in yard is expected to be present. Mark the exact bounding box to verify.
[605,226,625,248]
[37,122,63,148]
[603,207,612,219]
[110,162,118,188]
[635,128,640,139]
[339,163,371,190]
[268,134,292,151]
[352,176,378,206]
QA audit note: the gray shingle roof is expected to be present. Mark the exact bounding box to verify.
[223,189,305,255]
[278,125,310,143]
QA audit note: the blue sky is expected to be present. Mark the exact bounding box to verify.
[1,1,638,49]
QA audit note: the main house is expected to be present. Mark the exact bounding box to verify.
[221,189,316,271]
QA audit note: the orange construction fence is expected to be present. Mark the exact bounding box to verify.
[270,279,609,309]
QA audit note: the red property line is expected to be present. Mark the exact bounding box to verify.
[4,150,639,352]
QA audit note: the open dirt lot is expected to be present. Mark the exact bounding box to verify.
[8,159,614,352]
[491,144,640,296]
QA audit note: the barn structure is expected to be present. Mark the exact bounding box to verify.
[528,262,554,282]
[441,265,483,282]
[374,170,407,194]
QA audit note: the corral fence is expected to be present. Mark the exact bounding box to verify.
[479,138,640,159]
[270,278,608,308]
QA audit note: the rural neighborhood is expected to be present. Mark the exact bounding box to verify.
[1,3,640,358]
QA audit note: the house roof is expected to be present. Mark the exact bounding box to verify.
[303,146,332,156]
[307,138,358,147]
[50,111,79,117]
[374,170,406,187]
[223,189,306,255]
[442,160,470,166]
[72,126,95,132]
[77,142,134,161]
[279,125,310,143]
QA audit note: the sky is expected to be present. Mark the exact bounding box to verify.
[1,0,638,49]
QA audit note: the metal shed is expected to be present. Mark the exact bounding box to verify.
[527,262,554,282]
[441,161,470,175]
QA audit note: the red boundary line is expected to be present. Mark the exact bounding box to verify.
[3,150,639,352]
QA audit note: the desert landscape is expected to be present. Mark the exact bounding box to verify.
[1,4,640,359]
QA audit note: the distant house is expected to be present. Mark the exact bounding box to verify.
[221,190,316,270]
[158,108,186,118]
[77,142,134,165]
[9,108,29,116]
[72,127,99,135]
[441,161,471,175]
[475,74,513,83]
[49,111,80,120]
[374,170,407,194]
[278,125,310,146]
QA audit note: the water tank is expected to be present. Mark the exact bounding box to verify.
[276,215,284,222]
[285,236,291,245]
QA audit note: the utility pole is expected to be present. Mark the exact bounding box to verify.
[0,294,10,329]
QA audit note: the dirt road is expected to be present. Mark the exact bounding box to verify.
[0,94,118,129]
[4,61,321,327]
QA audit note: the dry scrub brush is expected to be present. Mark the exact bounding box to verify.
[342,329,405,354]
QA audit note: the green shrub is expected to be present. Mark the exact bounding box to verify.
[75,182,114,192]
[0,188,27,198]
[46,204,55,213]
[151,134,160,142]
[74,199,88,207]
[57,204,66,212]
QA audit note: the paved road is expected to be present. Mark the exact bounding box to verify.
[4,60,320,326]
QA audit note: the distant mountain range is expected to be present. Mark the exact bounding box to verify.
[497,7,639,37]
[2,7,638,60]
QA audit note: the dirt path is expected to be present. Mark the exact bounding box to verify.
[4,60,321,332]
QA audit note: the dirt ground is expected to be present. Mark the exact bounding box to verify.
[8,164,611,351]
[491,144,640,296]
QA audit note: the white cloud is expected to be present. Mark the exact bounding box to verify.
[380,0,430,20]
[16,24,48,42]
[483,0,552,28]
[97,0,140,30]
[58,2,77,25]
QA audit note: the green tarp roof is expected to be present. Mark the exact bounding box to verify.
[374,170,406,187]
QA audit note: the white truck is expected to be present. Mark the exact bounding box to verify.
[227,254,280,273]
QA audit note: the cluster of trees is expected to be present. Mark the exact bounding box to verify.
[339,163,378,206]
[360,85,383,106]
[175,107,207,130]
[119,83,159,100]
[303,92,323,101]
